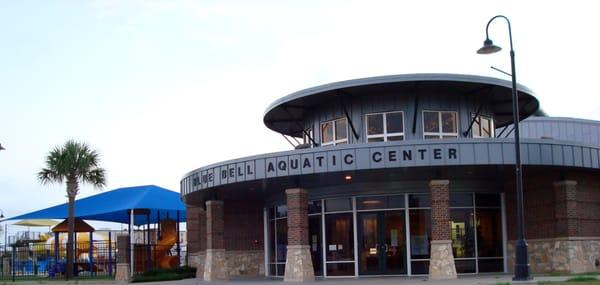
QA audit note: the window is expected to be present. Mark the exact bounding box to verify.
[423,111,458,139]
[366,111,405,142]
[408,193,431,275]
[268,206,287,276]
[472,115,494,138]
[449,193,504,274]
[321,118,348,146]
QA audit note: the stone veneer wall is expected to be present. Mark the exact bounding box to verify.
[507,238,600,273]
[188,251,206,272]
[188,250,264,277]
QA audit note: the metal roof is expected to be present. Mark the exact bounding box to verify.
[264,73,539,137]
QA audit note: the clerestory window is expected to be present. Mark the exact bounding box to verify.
[365,111,405,142]
[423,111,459,139]
[321,118,348,146]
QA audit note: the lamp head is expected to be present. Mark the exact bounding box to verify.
[477,38,502,54]
[0,210,4,219]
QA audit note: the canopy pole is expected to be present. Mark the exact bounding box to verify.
[146,212,150,246]
[129,209,134,277]
[146,212,150,270]
[176,211,180,266]
[157,211,161,240]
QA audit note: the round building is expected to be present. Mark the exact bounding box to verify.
[181,74,600,281]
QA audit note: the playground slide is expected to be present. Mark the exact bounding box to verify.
[156,220,179,269]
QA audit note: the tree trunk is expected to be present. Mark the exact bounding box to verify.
[66,180,78,280]
[66,194,75,280]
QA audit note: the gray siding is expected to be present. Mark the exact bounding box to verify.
[181,138,600,197]
[304,93,495,144]
[507,117,600,146]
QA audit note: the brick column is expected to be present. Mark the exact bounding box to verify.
[554,181,578,237]
[203,200,228,281]
[186,205,207,278]
[284,188,314,282]
[114,235,130,282]
[428,180,457,280]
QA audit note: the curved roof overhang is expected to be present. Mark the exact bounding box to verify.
[264,73,539,137]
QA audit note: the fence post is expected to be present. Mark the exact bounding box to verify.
[89,232,93,276]
[11,245,15,282]
[54,232,59,277]
[108,232,112,277]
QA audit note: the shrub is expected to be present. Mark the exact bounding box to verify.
[131,266,196,283]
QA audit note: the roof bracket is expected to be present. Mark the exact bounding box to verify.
[496,125,509,138]
[337,90,360,141]
[463,102,484,137]
[343,104,360,141]
[282,105,319,147]
[412,94,419,134]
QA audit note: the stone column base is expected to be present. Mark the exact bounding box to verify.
[189,251,206,279]
[115,263,130,283]
[284,245,315,282]
[428,240,457,280]
[204,249,229,281]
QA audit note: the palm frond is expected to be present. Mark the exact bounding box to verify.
[83,168,107,189]
[39,140,106,189]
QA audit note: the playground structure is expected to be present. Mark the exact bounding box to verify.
[1,185,187,280]
[156,220,178,269]
[132,218,180,273]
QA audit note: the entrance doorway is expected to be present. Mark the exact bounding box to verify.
[358,211,406,275]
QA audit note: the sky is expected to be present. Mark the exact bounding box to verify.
[1,1,599,232]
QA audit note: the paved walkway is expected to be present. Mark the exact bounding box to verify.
[152,275,592,285]
[5,274,596,285]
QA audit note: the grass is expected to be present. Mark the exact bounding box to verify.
[539,275,600,285]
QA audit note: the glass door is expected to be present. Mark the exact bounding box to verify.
[358,213,379,275]
[383,211,407,274]
[358,211,406,275]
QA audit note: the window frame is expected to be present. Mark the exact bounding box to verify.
[320,118,349,146]
[471,114,495,138]
[422,110,459,139]
[365,111,405,142]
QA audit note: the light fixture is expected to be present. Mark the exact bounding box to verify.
[477,38,502,54]
[344,175,352,181]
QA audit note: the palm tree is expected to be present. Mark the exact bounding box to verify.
[38,140,106,279]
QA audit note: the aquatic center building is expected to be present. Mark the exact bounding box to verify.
[181,74,600,281]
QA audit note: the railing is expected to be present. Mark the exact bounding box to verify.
[0,240,187,280]
[0,240,116,281]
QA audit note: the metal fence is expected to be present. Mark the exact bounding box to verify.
[0,240,116,281]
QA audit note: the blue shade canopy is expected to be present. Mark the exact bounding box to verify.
[3,185,185,225]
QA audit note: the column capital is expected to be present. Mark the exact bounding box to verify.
[429,179,450,187]
[553,180,577,187]
[285,188,308,195]
[206,200,224,206]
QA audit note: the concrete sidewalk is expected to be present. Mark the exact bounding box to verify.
[161,275,592,285]
[3,275,598,285]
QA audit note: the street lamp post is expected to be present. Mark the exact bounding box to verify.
[477,15,532,281]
